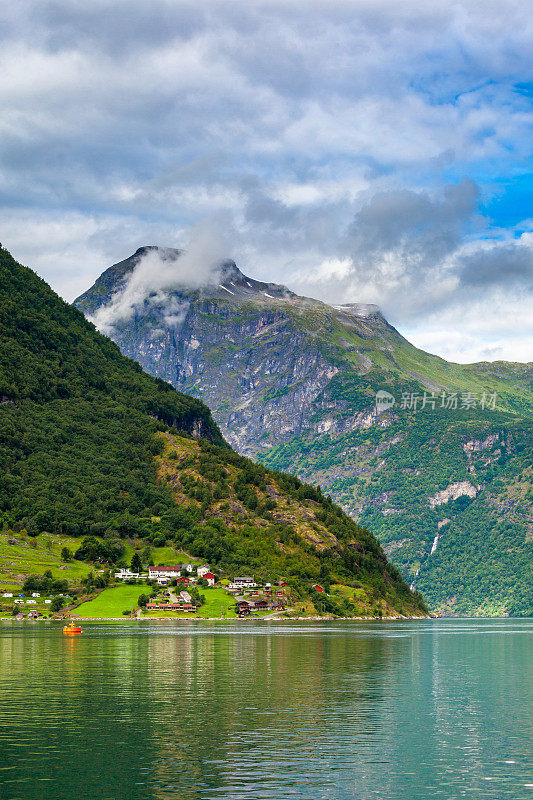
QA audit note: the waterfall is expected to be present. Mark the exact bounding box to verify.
[430,533,440,555]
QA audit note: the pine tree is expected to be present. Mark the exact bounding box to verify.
[131,552,142,573]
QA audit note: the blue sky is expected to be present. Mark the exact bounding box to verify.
[0,0,531,362]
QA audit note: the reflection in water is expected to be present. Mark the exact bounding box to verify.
[0,619,531,800]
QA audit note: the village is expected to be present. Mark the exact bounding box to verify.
[1,561,325,619]
[135,566,293,617]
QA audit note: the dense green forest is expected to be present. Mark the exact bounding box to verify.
[0,245,223,535]
[0,246,425,616]
[263,405,533,616]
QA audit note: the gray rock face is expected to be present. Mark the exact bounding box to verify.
[74,246,532,483]
[428,481,478,508]
[106,298,344,455]
[75,247,398,456]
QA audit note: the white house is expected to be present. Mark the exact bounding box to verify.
[148,566,184,580]
[114,568,139,580]
[230,577,257,589]
[197,565,211,578]
[184,564,194,573]
[180,591,192,603]
[32,592,40,598]
[44,599,52,604]
[26,599,37,605]
[2,592,13,598]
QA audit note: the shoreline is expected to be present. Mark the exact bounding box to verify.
[1,613,431,622]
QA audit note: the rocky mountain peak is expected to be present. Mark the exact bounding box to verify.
[77,246,299,309]
[214,259,296,302]
[72,245,533,616]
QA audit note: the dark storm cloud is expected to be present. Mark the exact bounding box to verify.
[458,243,533,287]
[347,180,480,277]
[289,180,532,337]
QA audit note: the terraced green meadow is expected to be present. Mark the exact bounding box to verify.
[0,532,92,592]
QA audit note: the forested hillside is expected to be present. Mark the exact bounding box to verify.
[0,246,223,535]
[0,246,425,616]
[265,408,532,616]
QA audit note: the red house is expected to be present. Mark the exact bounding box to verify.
[313,584,324,593]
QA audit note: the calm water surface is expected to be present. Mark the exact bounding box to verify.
[0,618,531,800]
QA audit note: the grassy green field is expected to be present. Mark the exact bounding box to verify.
[77,585,239,619]
[194,587,237,618]
[0,531,202,591]
[0,532,93,590]
[76,585,146,618]
[150,547,202,566]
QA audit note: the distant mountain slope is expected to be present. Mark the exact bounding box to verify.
[0,246,424,616]
[75,247,533,615]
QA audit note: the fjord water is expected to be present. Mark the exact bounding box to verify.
[0,620,530,800]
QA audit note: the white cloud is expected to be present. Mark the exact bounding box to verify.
[403,293,533,363]
[89,216,236,334]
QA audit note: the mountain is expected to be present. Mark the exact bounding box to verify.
[75,247,533,616]
[0,245,425,617]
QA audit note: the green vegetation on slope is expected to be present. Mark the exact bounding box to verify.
[0,245,223,537]
[262,406,533,616]
[0,246,424,616]
[146,431,425,615]
[0,531,93,591]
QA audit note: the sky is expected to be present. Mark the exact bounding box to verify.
[0,0,531,363]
